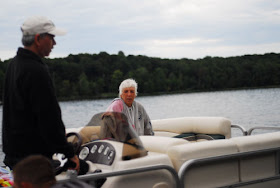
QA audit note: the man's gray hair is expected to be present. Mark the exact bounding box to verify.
[119,78,138,97]
[22,35,36,46]
[22,33,48,46]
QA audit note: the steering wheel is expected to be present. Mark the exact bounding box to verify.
[54,132,83,175]
[66,132,83,154]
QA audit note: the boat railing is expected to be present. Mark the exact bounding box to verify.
[58,164,182,188]
[178,146,280,188]
[231,124,248,136]
[248,126,280,135]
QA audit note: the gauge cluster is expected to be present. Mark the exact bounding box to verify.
[79,141,116,165]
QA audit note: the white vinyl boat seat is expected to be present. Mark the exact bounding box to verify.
[169,139,240,188]
[152,116,232,141]
[171,131,280,187]
[140,135,189,154]
[83,140,177,188]
[139,135,240,188]
[167,139,239,171]
[230,131,280,182]
[103,151,177,188]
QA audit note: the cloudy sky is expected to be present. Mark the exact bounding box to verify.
[1,0,280,61]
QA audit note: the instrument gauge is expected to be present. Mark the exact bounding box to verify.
[91,145,98,153]
[79,147,89,160]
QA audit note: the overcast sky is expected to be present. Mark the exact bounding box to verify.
[1,0,280,61]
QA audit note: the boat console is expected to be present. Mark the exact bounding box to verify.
[79,141,116,165]
[58,112,176,188]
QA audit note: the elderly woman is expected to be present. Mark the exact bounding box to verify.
[106,78,154,136]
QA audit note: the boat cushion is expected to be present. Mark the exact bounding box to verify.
[154,131,179,137]
[168,139,239,187]
[167,139,239,171]
[139,136,189,154]
[79,126,101,144]
[230,131,280,182]
[103,152,176,188]
[152,117,231,139]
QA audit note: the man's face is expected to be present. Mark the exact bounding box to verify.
[37,34,56,57]
[120,87,136,107]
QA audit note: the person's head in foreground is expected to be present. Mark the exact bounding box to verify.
[119,78,138,107]
[13,155,56,188]
[21,16,66,58]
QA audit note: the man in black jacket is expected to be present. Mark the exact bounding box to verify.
[2,16,80,172]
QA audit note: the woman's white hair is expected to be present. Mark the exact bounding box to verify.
[119,78,138,97]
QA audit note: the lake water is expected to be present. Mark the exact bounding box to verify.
[59,88,280,131]
[1,88,280,165]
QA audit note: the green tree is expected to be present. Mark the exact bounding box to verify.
[79,73,90,96]
[111,69,123,92]
[153,68,167,92]
[60,80,72,98]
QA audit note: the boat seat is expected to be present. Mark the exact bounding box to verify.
[167,139,238,171]
[94,140,177,188]
[65,126,101,144]
[140,135,189,154]
[78,126,101,144]
[168,139,239,188]
[152,117,232,141]
[102,152,177,188]
[230,131,280,182]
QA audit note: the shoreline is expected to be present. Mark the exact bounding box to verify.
[57,85,280,102]
[0,86,279,106]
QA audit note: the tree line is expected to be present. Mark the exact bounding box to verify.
[0,51,279,101]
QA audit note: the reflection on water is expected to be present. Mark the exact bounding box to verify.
[0,88,280,164]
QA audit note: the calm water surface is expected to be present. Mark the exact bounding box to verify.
[1,88,280,165]
[60,88,280,131]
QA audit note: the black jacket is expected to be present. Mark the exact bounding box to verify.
[2,48,74,162]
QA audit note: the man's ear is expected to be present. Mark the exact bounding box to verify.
[34,34,41,46]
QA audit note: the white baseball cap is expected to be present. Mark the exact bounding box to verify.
[21,16,66,36]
